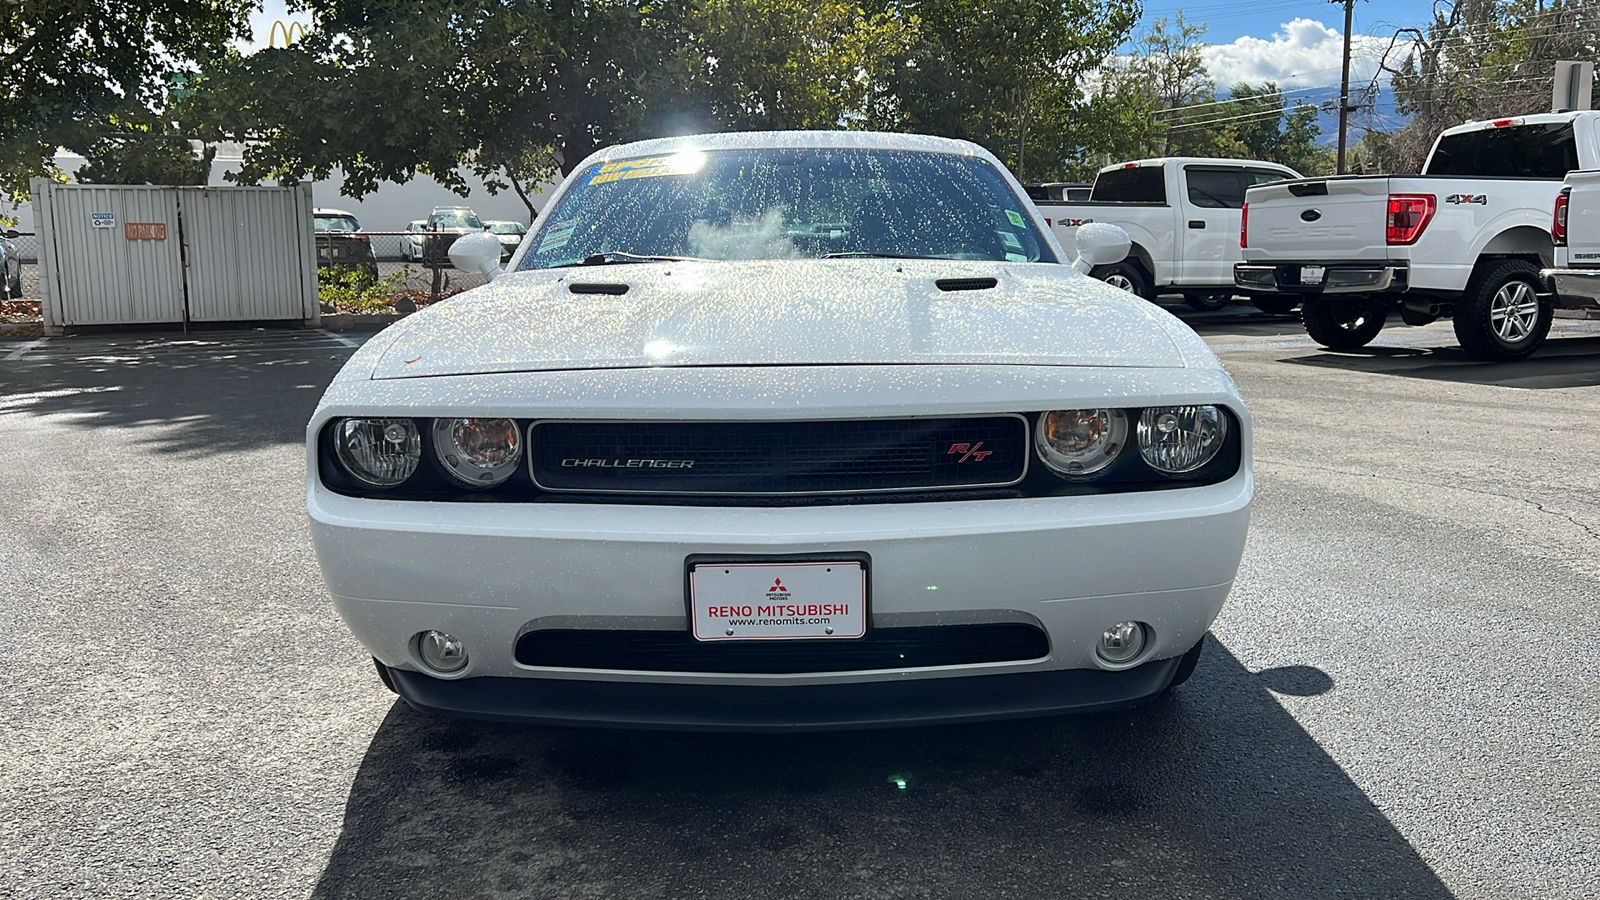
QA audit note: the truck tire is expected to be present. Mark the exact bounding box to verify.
[1301,296,1387,350]
[1452,259,1551,361]
[1090,261,1151,300]
[1184,291,1233,311]
[1250,295,1301,315]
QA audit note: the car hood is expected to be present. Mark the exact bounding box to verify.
[369,260,1189,379]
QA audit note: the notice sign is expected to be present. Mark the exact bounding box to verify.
[124,222,167,241]
[90,212,115,229]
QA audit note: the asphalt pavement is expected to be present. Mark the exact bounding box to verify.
[0,307,1596,899]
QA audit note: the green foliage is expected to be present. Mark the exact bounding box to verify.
[0,0,252,212]
[869,0,1141,182]
[318,266,410,314]
[182,0,1142,193]
[76,119,216,186]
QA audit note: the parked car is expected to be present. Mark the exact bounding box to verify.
[307,131,1252,730]
[483,220,528,261]
[312,208,379,282]
[0,230,23,300]
[1035,158,1301,312]
[1237,112,1600,360]
[422,206,485,264]
[400,220,428,262]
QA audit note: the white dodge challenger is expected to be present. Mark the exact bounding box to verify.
[307,131,1251,730]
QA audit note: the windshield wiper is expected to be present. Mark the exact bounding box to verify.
[820,251,946,260]
[553,251,702,268]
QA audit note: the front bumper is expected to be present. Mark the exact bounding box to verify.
[380,656,1192,731]
[1541,267,1600,308]
[310,471,1250,725]
[1236,262,1408,294]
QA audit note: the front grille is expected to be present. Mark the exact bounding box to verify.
[516,624,1050,673]
[531,416,1027,495]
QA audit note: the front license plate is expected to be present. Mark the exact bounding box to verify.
[1301,265,1326,285]
[689,560,866,641]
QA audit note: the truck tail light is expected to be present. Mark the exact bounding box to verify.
[1553,187,1571,246]
[1386,194,1436,245]
[1240,202,1249,248]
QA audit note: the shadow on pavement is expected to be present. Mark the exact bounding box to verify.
[0,329,361,455]
[1281,335,1600,389]
[311,638,1450,900]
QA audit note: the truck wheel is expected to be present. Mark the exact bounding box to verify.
[1452,259,1551,361]
[1090,261,1151,300]
[1250,295,1301,315]
[1184,291,1233,311]
[1301,296,1386,350]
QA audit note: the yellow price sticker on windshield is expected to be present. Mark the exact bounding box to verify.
[586,152,706,187]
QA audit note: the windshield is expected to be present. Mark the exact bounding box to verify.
[519,147,1055,269]
[433,210,484,230]
[488,222,526,235]
[314,214,360,232]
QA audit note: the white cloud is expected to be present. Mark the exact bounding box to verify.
[1203,18,1410,96]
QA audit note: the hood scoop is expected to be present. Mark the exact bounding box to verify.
[936,277,999,292]
[569,282,630,295]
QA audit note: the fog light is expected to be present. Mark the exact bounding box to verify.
[418,630,468,673]
[1096,622,1147,665]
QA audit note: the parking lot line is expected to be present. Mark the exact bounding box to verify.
[320,329,361,349]
[3,338,45,361]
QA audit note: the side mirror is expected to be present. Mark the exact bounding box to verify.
[1071,222,1131,274]
[2,229,18,239]
[448,232,504,281]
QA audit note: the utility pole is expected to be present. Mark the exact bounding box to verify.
[1336,0,1355,174]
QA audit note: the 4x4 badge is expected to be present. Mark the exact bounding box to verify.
[1445,194,1488,205]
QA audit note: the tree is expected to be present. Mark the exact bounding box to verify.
[75,118,216,186]
[870,0,1141,182]
[183,0,1142,199]
[0,0,252,212]
[1107,12,1216,156]
[1363,0,1600,172]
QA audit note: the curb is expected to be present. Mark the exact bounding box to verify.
[320,313,406,331]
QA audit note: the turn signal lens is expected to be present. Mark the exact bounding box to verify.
[1137,406,1228,475]
[334,418,421,487]
[433,417,522,487]
[1554,188,1571,247]
[1035,409,1127,478]
[1386,194,1436,245]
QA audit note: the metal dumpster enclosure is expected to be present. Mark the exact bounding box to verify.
[31,180,319,332]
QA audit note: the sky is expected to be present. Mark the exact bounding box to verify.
[245,0,1444,125]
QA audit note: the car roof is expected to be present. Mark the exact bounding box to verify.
[313,208,358,217]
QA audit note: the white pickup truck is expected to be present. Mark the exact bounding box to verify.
[1541,169,1600,318]
[1236,112,1600,360]
[1035,157,1301,311]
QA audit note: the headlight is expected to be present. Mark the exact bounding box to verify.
[334,418,421,487]
[1034,409,1126,478]
[432,417,522,487]
[1137,406,1228,475]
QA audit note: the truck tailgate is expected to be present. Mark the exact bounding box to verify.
[1565,170,1600,266]
[1244,176,1393,261]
